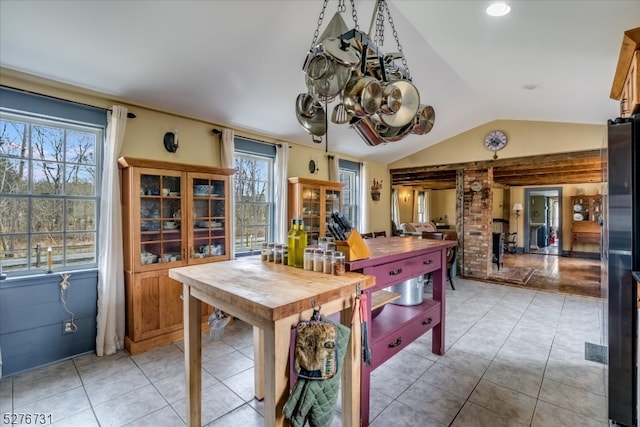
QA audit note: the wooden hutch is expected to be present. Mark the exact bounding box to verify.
[119,157,234,354]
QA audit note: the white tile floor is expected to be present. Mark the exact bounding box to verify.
[0,278,609,426]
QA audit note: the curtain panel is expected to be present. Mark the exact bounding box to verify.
[95,105,127,356]
[221,129,236,259]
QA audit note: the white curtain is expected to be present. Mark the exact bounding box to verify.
[412,189,420,222]
[359,161,369,233]
[274,143,289,242]
[96,106,127,356]
[391,189,400,231]
[329,155,340,182]
[220,129,236,259]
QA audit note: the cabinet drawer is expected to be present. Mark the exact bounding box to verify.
[363,251,441,288]
[369,299,441,370]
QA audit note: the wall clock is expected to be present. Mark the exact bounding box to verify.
[484,130,507,159]
[470,180,483,192]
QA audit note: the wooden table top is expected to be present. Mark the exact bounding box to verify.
[169,256,375,322]
[346,236,456,270]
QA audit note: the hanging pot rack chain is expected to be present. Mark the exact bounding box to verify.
[309,0,329,51]
[383,0,411,80]
[306,0,410,82]
[309,0,359,51]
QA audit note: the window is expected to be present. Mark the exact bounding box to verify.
[0,88,106,274]
[417,191,428,223]
[339,159,360,230]
[234,138,276,256]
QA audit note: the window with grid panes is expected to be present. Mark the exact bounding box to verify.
[0,88,105,275]
[234,138,276,256]
[338,159,360,230]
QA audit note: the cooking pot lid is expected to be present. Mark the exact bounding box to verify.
[306,54,331,80]
[323,37,360,67]
[412,105,435,135]
[378,80,420,128]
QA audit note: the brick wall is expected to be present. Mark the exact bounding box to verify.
[461,168,493,278]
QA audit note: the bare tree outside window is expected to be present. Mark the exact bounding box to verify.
[0,112,100,273]
[234,152,273,254]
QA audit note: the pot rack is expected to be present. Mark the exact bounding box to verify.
[296,0,435,148]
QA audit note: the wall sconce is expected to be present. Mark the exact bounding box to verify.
[512,203,523,221]
[163,131,178,153]
[403,193,410,203]
[371,178,382,201]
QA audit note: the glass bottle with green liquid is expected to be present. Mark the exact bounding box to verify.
[294,219,307,268]
[287,219,297,266]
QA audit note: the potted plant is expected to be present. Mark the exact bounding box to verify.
[370,178,382,201]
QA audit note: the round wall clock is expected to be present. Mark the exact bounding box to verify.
[470,180,483,192]
[484,130,507,159]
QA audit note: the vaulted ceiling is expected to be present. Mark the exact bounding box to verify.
[1,1,638,165]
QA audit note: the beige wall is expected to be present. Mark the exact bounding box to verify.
[506,182,602,252]
[1,68,390,236]
[390,119,605,169]
[430,189,456,225]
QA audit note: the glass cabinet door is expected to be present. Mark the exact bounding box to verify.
[139,172,183,268]
[302,184,321,244]
[325,188,341,221]
[190,175,227,261]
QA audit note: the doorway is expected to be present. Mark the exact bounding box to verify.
[523,187,562,255]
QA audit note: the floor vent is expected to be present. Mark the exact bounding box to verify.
[584,342,607,364]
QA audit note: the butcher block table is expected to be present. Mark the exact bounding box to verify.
[345,236,456,425]
[169,256,375,427]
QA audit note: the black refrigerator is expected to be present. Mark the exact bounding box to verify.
[607,113,639,427]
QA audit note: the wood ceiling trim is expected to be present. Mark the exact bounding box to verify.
[391,149,602,188]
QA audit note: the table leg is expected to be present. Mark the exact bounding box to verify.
[253,326,264,400]
[341,303,360,426]
[183,284,202,427]
[262,322,290,427]
[431,265,446,356]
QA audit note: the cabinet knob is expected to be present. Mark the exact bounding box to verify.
[388,337,402,348]
[389,268,403,276]
[423,259,433,265]
[422,317,433,325]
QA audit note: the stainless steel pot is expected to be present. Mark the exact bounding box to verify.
[377,119,415,143]
[385,276,424,306]
[305,37,359,102]
[378,79,420,128]
[342,76,382,117]
[351,116,384,146]
[412,105,435,135]
[295,93,326,137]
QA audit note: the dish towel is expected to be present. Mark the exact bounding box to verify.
[283,316,351,427]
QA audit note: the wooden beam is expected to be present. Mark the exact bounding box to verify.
[391,150,603,188]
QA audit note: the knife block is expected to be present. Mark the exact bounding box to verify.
[336,229,371,261]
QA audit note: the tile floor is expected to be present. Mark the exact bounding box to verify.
[0,278,609,426]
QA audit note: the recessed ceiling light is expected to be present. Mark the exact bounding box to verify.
[523,84,541,90]
[486,2,511,17]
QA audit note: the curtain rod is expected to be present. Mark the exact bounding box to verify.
[1,85,136,118]
[211,128,289,148]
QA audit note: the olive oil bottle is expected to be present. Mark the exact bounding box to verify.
[294,219,307,268]
[287,219,297,266]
